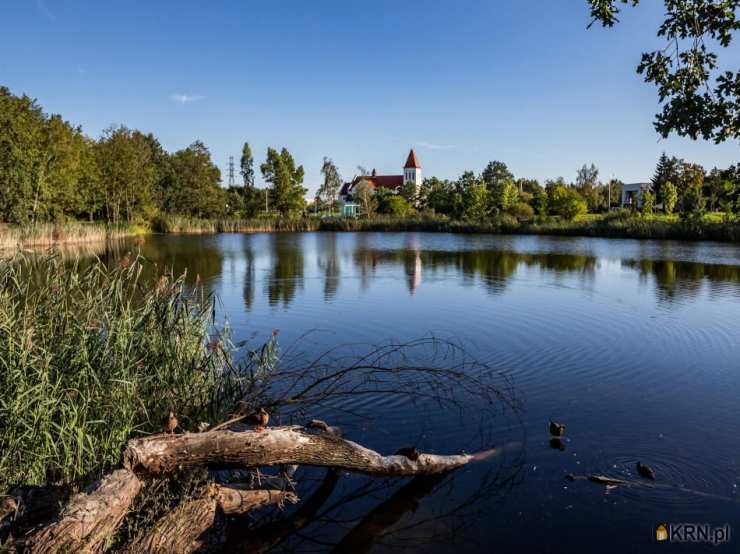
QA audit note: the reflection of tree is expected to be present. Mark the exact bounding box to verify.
[266,234,305,309]
[351,248,599,296]
[622,258,740,302]
[317,234,340,302]
[242,240,256,312]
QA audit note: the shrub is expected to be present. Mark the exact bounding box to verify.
[377,195,412,217]
[641,190,655,215]
[548,186,587,220]
[508,202,534,221]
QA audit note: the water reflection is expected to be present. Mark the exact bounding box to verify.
[316,234,340,301]
[266,234,305,309]
[23,235,740,308]
[622,258,740,302]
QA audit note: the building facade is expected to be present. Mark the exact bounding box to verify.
[339,149,422,215]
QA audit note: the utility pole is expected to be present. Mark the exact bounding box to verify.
[227,156,235,187]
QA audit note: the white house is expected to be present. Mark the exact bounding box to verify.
[620,182,653,209]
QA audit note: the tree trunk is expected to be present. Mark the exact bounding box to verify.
[125,486,296,554]
[26,469,141,554]
[124,426,486,478]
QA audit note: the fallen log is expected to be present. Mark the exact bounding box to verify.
[124,426,494,477]
[26,469,141,554]
[125,486,296,554]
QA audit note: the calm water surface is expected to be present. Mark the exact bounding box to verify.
[108,233,740,552]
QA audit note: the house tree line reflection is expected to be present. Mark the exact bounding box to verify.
[46,236,740,309]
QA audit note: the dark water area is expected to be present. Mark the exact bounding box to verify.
[91,233,740,551]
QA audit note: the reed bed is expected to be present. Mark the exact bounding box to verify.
[152,215,320,234]
[319,213,740,242]
[0,255,275,493]
[0,222,136,251]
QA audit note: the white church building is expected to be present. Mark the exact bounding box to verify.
[339,149,422,216]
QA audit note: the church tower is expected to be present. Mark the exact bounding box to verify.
[403,149,422,195]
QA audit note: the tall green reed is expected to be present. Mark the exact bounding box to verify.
[0,254,274,493]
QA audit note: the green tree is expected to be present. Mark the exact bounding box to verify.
[420,177,453,215]
[482,160,515,211]
[352,179,377,216]
[96,126,158,223]
[705,167,735,212]
[260,147,306,216]
[318,157,342,214]
[378,194,411,216]
[575,163,601,212]
[0,87,48,223]
[641,189,655,215]
[463,179,491,219]
[587,0,740,142]
[533,187,549,216]
[662,180,678,214]
[167,141,224,218]
[240,142,254,188]
[651,152,681,204]
[680,184,706,220]
[400,180,418,207]
[548,185,587,220]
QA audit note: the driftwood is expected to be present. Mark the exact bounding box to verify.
[22,424,494,553]
[27,469,141,554]
[124,426,494,477]
[126,486,297,554]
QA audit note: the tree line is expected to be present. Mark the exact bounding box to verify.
[339,156,740,222]
[0,86,307,225]
[2,85,739,226]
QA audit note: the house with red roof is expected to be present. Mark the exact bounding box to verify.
[339,149,422,216]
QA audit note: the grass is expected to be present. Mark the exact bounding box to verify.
[0,222,140,251]
[0,254,277,493]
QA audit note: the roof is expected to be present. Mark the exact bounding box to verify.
[622,182,652,191]
[339,175,404,197]
[404,149,421,169]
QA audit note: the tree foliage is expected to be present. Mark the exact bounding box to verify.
[587,0,740,143]
[260,147,306,216]
[318,157,342,213]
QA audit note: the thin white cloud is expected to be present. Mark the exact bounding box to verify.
[416,141,456,150]
[170,94,205,105]
[36,0,56,20]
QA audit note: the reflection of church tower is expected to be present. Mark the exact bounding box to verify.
[404,237,422,295]
[403,149,422,198]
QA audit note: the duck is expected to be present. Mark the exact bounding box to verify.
[549,437,566,451]
[246,407,270,432]
[549,420,565,437]
[163,411,178,434]
[395,447,421,461]
[636,461,656,480]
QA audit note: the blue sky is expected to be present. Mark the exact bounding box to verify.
[2,1,738,195]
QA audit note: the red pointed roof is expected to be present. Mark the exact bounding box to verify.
[404,149,421,169]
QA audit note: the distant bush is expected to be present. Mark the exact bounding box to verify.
[548,186,587,220]
[508,202,534,221]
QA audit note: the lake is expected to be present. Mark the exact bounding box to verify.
[95,232,740,551]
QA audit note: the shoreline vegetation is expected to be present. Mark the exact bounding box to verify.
[1,212,739,250]
[2,85,740,252]
[0,256,509,551]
